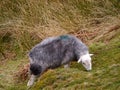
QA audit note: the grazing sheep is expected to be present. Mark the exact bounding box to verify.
[27,35,93,87]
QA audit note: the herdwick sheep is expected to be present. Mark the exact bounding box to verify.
[27,35,93,87]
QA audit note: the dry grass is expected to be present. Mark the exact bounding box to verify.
[0,0,120,60]
[14,63,30,82]
[0,0,120,89]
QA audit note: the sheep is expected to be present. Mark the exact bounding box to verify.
[27,35,93,87]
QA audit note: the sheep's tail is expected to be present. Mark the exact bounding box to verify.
[30,63,42,75]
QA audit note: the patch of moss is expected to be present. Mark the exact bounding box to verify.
[32,70,58,90]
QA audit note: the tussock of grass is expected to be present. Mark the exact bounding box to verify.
[32,64,120,90]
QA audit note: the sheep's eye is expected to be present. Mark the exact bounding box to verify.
[82,62,85,65]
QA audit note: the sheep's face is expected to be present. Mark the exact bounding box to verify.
[78,54,93,71]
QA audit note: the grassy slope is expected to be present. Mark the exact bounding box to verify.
[0,35,120,90]
[31,33,120,90]
[0,31,120,90]
[0,0,120,90]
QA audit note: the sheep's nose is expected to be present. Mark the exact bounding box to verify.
[86,68,92,71]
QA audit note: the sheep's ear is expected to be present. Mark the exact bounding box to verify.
[89,54,94,56]
[78,58,82,63]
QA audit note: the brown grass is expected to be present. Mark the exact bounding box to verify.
[0,1,120,89]
[14,63,30,82]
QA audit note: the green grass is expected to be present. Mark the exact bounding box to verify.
[0,0,120,90]
[0,57,28,90]
[0,34,120,90]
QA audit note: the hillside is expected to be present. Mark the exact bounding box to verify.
[31,33,120,90]
[0,0,120,90]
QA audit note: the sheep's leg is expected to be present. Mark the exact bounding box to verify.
[27,74,37,87]
[64,64,70,68]
[27,67,46,87]
[61,51,72,68]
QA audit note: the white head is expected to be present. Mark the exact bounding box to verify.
[78,54,93,71]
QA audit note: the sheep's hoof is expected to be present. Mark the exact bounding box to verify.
[27,80,34,87]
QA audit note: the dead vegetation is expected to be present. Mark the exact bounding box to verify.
[0,0,120,89]
[14,63,30,82]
